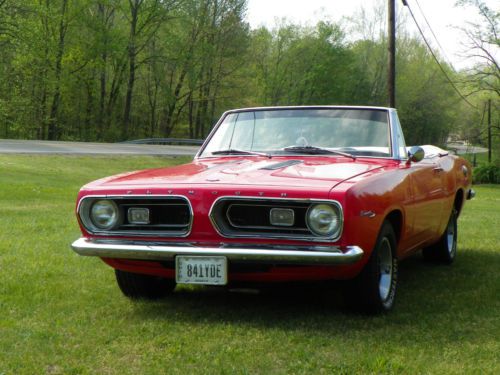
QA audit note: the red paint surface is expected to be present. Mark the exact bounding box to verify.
[77,153,472,283]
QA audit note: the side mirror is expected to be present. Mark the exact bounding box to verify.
[407,146,425,163]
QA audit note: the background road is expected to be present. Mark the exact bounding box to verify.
[446,143,488,155]
[0,139,199,156]
[0,139,487,157]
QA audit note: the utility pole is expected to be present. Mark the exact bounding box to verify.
[488,98,492,163]
[388,0,396,108]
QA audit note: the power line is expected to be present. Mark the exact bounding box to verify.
[413,0,455,71]
[401,0,477,109]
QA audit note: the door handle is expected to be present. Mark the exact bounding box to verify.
[433,167,443,172]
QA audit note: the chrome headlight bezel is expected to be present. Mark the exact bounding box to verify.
[306,203,342,238]
[79,199,121,232]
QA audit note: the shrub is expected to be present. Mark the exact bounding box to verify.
[473,163,500,184]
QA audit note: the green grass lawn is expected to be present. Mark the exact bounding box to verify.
[0,155,499,374]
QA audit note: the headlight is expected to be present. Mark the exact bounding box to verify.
[90,200,119,230]
[306,203,341,237]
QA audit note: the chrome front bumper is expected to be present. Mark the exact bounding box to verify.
[71,238,364,265]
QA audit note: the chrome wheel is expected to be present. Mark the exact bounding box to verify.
[446,215,456,258]
[343,221,398,313]
[423,208,458,264]
[378,237,393,302]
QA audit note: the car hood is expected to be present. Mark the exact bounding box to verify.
[87,157,387,190]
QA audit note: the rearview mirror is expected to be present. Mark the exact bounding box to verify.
[407,146,425,163]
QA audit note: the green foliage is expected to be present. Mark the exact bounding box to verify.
[0,0,250,141]
[474,163,500,184]
[0,0,496,149]
[247,22,360,106]
[392,37,459,145]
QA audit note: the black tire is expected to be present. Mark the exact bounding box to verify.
[115,269,176,299]
[422,209,457,264]
[344,221,398,314]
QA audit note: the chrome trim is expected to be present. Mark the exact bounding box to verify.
[462,165,469,177]
[305,203,342,238]
[378,237,393,301]
[407,146,425,163]
[209,196,344,242]
[127,207,150,225]
[467,189,475,200]
[71,238,363,265]
[269,208,295,227]
[389,109,402,160]
[196,106,396,160]
[77,195,193,238]
[360,210,376,218]
[90,199,120,230]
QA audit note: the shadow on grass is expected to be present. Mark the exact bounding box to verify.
[122,248,499,336]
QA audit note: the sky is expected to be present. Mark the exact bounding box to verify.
[246,0,499,70]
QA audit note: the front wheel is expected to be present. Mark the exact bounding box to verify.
[344,222,398,313]
[422,209,457,264]
[115,269,176,299]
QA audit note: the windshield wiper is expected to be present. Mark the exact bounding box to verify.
[211,149,272,158]
[283,146,356,160]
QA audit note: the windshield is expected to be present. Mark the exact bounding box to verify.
[199,108,391,158]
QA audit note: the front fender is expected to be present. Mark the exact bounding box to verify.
[331,166,411,260]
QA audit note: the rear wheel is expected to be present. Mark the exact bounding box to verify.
[423,209,457,264]
[115,269,176,299]
[344,222,398,313]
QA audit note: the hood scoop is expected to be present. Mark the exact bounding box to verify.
[260,159,303,170]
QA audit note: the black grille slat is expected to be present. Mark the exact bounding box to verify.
[228,205,271,227]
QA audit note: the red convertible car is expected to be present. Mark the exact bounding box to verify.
[71,106,474,313]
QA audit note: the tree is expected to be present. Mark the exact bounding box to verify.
[248,21,366,108]
[0,0,483,146]
[47,0,69,140]
[396,36,460,145]
[457,0,499,97]
[121,0,178,140]
[455,1,499,160]
[187,0,249,138]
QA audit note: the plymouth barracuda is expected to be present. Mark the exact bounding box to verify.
[71,106,474,313]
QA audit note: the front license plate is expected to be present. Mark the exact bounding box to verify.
[175,256,228,285]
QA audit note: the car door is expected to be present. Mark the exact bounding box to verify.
[405,157,446,249]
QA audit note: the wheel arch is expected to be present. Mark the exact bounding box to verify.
[384,209,403,246]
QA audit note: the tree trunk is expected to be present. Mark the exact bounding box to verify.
[122,1,140,140]
[97,3,108,138]
[47,0,68,140]
[188,93,195,138]
[84,77,94,141]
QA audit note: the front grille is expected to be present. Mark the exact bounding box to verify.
[119,199,190,231]
[225,203,309,234]
[210,197,342,241]
[78,196,192,237]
